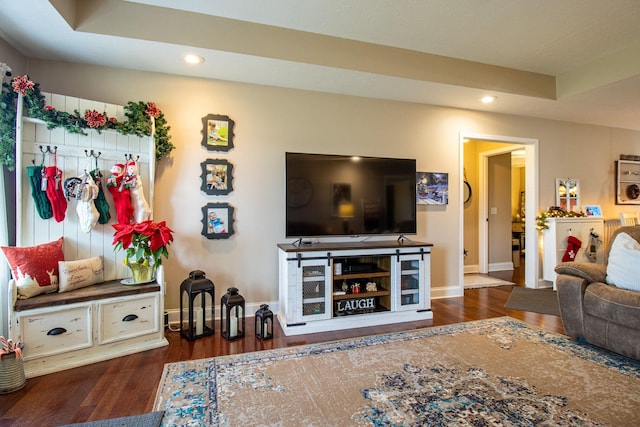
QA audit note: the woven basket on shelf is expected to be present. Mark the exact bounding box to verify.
[0,352,26,394]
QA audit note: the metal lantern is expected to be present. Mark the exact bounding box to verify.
[221,287,245,340]
[255,304,274,340]
[180,270,215,341]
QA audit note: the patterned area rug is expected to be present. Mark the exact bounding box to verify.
[154,317,640,426]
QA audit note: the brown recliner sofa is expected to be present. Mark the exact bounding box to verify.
[554,226,640,360]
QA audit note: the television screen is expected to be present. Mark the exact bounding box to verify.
[285,152,417,237]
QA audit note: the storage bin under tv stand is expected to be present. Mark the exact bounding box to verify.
[277,240,433,336]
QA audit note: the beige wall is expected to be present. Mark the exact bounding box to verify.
[2,48,640,311]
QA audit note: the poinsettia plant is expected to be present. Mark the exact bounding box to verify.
[112,220,174,267]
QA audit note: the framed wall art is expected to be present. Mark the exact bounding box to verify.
[201,202,235,239]
[201,159,234,195]
[584,205,603,217]
[416,172,449,205]
[201,114,234,152]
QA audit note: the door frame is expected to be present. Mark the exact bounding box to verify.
[459,132,540,288]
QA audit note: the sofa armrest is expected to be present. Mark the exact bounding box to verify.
[554,266,595,338]
[554,262,606,284]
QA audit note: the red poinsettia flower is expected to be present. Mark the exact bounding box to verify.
[112,220,174,267]
[145,102,161,119]
[12,75,35,96]
[84,110,107,128]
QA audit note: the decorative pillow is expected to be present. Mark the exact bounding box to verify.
[606,232,640,291]
[1,237,64,299]
[58,256,104,293]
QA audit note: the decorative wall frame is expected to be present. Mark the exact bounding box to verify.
[201,114,234,152]
[416,172,449,205]
[201,202,235,239]
[201,159,234,195]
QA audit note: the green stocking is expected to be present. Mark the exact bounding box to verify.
[90,169,111,224]
[27,165,53,220]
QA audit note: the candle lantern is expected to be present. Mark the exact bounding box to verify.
[255,304,274,340]
[221,287,245,340]
[180,270,215,341]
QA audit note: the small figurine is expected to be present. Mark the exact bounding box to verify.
[366,282,377,292]
[351,282,361,294]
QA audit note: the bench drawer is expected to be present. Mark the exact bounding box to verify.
[19,304,92,361]
[98,294,160,345]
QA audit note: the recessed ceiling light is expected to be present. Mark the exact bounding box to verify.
[184,54,204,65]
[481,95,496,104]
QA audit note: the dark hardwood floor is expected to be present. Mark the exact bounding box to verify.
[0,262,564,426]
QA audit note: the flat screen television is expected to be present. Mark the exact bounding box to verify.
[285,152,417,238]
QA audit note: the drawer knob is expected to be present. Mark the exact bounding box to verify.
[122,314,139,322]
[47,327,67,336]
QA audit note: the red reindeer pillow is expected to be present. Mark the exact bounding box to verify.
[1,237,64,299]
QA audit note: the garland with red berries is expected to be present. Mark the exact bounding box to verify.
[1,74,174,171]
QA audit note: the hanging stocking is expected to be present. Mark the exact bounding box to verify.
[27,165,53,220]
[125,160,152,222]
[562,235,582,262]
[90,168,111,224]
[76,172,100,233]
[44,165,67,222]
[586,231,601,263]
[106,163,133,224]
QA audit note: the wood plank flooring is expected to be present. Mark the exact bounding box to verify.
[0,267,564,426]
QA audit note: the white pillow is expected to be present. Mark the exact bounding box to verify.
[606,232,640,291]
[58,256,104,293]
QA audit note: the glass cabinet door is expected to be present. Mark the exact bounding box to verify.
[395,255,426,311]
[300,261,331,321]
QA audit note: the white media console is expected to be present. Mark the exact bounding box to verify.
[277,240,433,335]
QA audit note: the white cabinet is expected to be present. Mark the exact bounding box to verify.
[542,217,604,288]
[9,280,168,378]
[278,241,432,335]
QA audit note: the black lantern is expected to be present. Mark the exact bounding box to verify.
[180,270,215,341]
[221,287,245,340]
[255,304,274,340]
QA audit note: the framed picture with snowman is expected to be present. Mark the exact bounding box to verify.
[201,202,235,239]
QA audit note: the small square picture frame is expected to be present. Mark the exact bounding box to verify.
[201,159,233,195]
[584,205,603,217]
[201,203,235,239]
[202,114,234,152]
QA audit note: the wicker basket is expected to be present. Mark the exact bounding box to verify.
[0,352,26,394]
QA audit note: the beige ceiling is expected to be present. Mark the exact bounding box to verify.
[1,0,639,130]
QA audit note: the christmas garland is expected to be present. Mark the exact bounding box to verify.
[535,207,585,230]
[0,74,174,171]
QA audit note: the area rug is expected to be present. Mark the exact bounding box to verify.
[154,317,640,426]
[505,287,561,316]
[464,273,514,288]
[59,411,164,427]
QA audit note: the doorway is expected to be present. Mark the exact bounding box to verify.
[460,132,539,288]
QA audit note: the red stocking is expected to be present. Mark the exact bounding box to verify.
[44,166,67,222]
[562,235,582,262]
[106,163,133,224]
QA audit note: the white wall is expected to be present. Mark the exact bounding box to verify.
[3,55,640,313]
